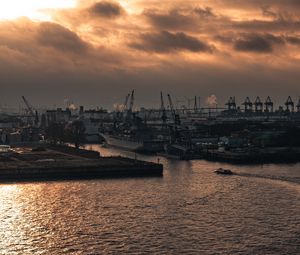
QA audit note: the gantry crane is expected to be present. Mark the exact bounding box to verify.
[264,96,273,112]
[242,97,253,112]
[225,96,236,111]
[285,96,294,112]
[297,98,300,112]
[254,96,263,112]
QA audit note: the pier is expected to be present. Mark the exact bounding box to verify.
[0,146,163,181]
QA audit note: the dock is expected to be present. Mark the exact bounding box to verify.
[0,146,163,181]
[205,147,300,164]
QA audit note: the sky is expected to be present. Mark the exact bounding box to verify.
[0,0,300,110]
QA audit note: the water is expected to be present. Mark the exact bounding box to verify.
[1,146,300,254]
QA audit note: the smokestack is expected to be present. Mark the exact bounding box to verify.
[79,106,84,115]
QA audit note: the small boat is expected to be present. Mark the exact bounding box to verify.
[214,168,234,175]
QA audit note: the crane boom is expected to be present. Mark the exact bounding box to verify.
[22,96,35,116]
[160,92,165,110]
[160,92,167,124]
[168,94,180,125]
[129,90,135,112]
[123,93,130,110]
[167,94,175,116]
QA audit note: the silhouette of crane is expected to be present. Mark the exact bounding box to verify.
[264,96,273,113]
[160,92,167,124]
[254,96,263,112]
[297,97,300,112]
[285,96,294,112]
[242,97,253,112]
[168,94,180,126]
[225,96,236,111]
[123,93,130,111]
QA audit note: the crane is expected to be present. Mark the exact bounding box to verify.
[160,92,167,124]
[297,97,300,112]
[285,96,294,112]
[242,97,253,112]
[168,94,180,125]
[125,90,135,121]
[254,96,263,112]
[22,96,39,126]
[123,93,130,111]
[264,96,273,113]
[129,90,135,112]
[225,96,236,111]
[194,96,198,112]
[22,96,35,116]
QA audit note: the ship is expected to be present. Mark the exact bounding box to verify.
[100,133,165,153]
[158,143,202,160]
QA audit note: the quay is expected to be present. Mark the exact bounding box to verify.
[205,147,300,164]
[0,146,163,181]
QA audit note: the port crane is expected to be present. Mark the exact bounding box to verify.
[21,96,39,126]
[167,94,183,144]
[167,94,180,126]
[160,92,167,124]
[297,98,300,112]
[129,90,135,112]
[285,96,294,112]
[125,90,135,121]
[22,96,35,117]
[254,96,263,112]
[194,96,198,113]
[123,93,130,111]
[226,97,236,111]
[242,97,253,112]
[264,96,273,112]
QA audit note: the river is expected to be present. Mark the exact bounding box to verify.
[1,145,300,254]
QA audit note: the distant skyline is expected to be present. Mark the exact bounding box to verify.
[0,0,300,109]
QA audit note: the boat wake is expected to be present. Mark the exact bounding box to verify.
[235,172,300,185]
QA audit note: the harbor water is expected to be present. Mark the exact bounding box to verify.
[1,145,300,254]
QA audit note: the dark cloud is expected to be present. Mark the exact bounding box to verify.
[232,18,300,33]
[214,0,300,10]
[234,33,284,53]
[143,9,195,30]
[88,1,125,18]
[286,36,300,45]
[130,30,213,53]
[36,22,88,54]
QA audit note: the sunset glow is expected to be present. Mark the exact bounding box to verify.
[0,0,300,107]
[0,0,76,20]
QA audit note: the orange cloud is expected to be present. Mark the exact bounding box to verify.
[0,0,300,108]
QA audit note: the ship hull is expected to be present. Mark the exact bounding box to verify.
[100,134,165,153]
[101,134,143,151]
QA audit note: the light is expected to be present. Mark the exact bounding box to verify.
[0,0,77,21]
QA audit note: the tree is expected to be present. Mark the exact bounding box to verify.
[45,122,65,145]
[65,120,86,149]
